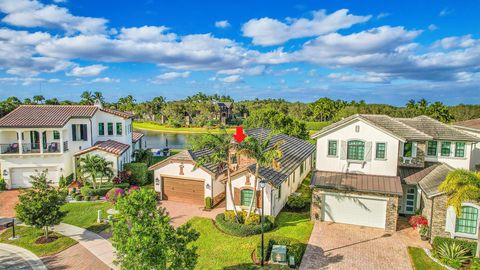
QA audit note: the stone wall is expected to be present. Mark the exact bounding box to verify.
[398,142,426,168]
[311,188,399,232]
[422,193,450,241]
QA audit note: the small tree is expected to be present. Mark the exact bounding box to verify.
[15,170,67,241]
[78,154,114,189]
[112,188,199,269]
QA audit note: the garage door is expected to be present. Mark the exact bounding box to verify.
[162,177,204,205]
[11,168,58,188]
[323,193,387,229]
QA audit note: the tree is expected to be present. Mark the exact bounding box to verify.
[237,133,283,217]
[93,91,104,104]
[80,91,94,105]
[78,154,114,189]
[32,95,45,104]
[439,169,480,257]
[15,170,66,240]
[190,129,241,220]
[112,188,199,269]
[243,109,309,140]
[133,148,153,165]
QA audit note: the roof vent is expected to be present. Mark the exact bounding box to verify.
[94,99,103,109]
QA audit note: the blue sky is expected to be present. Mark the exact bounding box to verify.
[0,0,479,105]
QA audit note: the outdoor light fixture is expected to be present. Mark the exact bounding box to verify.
[206,183,211,190]
[155,178,160,185]
[2,169,8,176]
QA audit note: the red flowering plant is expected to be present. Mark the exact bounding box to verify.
[408,215,428,229]
[106,188,125,203]
[128,185,140,193]
[112,176,122,184]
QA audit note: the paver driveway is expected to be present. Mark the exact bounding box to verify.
[0,190,20,217]
[300,222,413,270]
[159,200,224,227]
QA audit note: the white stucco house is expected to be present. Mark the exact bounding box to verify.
[311,114,480,237]
[149,128,315,216]
[0,102,146,189]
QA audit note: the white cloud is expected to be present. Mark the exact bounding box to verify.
[118,26,177,42]
[53,0,67,3]
[433,35,476,49]
[48,78,61,83]
[92,77,119,83]
[66,64,108,77]
[328,72,390,83]
[242,9,371,46]
[0,0,108,35]
[215,20,231,28]
[219,75,242,83]
[428,24,438,31]
[376,13,389,19]
[439,8,453,16]
[217,65,265,76]
[155,71,190,80]
[0,76,45,85]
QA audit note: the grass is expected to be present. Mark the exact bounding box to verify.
[0,226,77,257]
[304,121,330,131]
[408,247,445,270]
[133,122,235,134]
[61,201,113,233]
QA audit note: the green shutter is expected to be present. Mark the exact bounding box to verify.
[455,206,478,235]
[98,123,104,136]
[53,131,60,140]
[107,123,113,135]
[376,143,386,159]
[116,122,122,135]
[328,140,337,156]
[455,142,465,157]
[240,189,253,206]
[441,142,451,156]
[427,141,438,156]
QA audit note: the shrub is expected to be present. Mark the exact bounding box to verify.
[244,213,260,225]
[434,242,471,268]
[215,213,274,237]
[84,195,91,201]
[224,210,240,223]
[58,175,67,188]
[419,225,430,238]
[471,257,480,270]
[112,176,122,184]
[81,186,92,197]
[205,197,212,210]
[128,185,140,193]
[256,236,306,266]
[408,215,428,229]
[286,195,308,210]
[91,195,100,201]
[74,194,83,201]
[106,188,125,203]
[123,163,148,185]
[432,236,477,256]
[0,176,6,190]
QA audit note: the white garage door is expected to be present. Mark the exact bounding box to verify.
[323,193,387,229]
[11,168,58,188]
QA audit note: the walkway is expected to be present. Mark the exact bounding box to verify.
[0,190,20,218]
[0,243,48,270]
[53,223,117,270]
[159,200,225,227]
[42,243,110,270]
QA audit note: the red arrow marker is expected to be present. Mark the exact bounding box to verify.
[233,126,247,143]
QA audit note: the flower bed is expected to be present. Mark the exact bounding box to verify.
[215,213,275,237]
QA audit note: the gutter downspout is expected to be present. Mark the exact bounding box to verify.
[270,185,273,216]
[429,195,435,241]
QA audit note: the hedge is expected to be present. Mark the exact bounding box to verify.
[91,183,130,197]
[215,213,274,237]
[256,236,306,266]
[432,236,477,256]
[123,163,148,185]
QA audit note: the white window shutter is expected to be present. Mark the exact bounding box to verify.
[340,140,347,160]
[412,142,417,157]
[365,141,372,161]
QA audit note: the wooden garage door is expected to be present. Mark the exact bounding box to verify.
[162,177,204,205]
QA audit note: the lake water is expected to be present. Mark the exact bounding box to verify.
[139,130,202,149]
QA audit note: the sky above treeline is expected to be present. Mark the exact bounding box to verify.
[0,0,479,105]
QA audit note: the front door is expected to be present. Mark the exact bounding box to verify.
[30,131,39,150]
[399,184,416,215]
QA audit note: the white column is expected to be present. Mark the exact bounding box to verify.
[17,131,22,154]
[39,130,44,154]
[59,129,64,153]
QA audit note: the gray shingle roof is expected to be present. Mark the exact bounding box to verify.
[398,162,439,185]
[312,114,479,142]
[454,118,480,131]
[417,163,453,198]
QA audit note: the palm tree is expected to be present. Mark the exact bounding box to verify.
[80,91,94,105]
[439,169,480,257]
[191,129,240,221]
[33,95,45,104]
[97,158,114,188]
[78,154,113,189]
[133,148,153,165]
[93,91,104,104]
[237,133,283,217]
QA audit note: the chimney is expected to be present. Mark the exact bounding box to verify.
[94,99,103,109]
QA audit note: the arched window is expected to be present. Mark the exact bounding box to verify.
[455,206,478,235]
[240,189,254,206]
[347,140,365,161]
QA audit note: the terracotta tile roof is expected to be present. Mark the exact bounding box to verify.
[0,105,134,128]
[74,140,130,156]
[132,131,144,142]
[454,118,480,131]
[311,170,403,196]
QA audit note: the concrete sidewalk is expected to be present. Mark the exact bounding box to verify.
[53,223,117,270]
[0,243,48,270]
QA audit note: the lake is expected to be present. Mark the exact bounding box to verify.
[139,130,202,149]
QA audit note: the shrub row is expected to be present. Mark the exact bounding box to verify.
[433,236,477,256]
[89,183,130,197]
[73,194,100,201]
[286,194,309,210]
[255,236,306,266]
[215,213,275,237]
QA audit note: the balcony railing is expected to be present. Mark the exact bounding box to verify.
[22,143,41,153]
[0,142,69,154]
[0,143,19,154]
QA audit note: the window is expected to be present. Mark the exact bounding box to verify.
[240,189,253,206]
[53,131,60,140]
[278,185,282,200]
[403,142,413,157]
[116,122,122,135]
[107,123,113,135]
[441,142,451,156]
[427,141,438,156]
[72,124,88,141]
[300,163,304,174]
[98,123,104,136]
[347,140,365,161]
[375,143,386,159]
[455,142,465,158]
[455,206,478,235]
[327,140,337,156]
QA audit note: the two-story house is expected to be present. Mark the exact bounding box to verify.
[310,114,480,238]
[0,102,145,189]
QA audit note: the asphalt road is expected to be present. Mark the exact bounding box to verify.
[0,243,47,270]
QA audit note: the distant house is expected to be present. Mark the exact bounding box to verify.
[0,102,145,189]
[149,128,315,216]
[311,114,480,238]
[215,102,233,125]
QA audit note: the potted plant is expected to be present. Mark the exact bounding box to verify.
[419,225,430,241]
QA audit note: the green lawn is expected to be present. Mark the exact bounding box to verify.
[133,122,235,134]
[0,226,77,257]
[408,247,445,270]
[189,211,313,270]
[61,202,113,233]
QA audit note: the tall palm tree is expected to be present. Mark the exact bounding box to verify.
[97,158,114,189]
[78,154,113,189]
[237,134,283,217]
[93,91,104,104]
[439,169,480,257]
[80,91,94,105]
[191,129,240,221]
[33,95,45,104]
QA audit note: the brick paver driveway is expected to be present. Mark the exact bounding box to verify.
[159,200,225,227]
[300,222,413,270]
[0,190,20,217]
